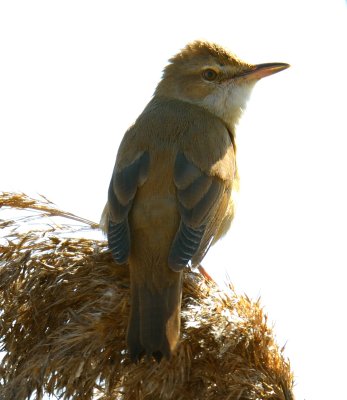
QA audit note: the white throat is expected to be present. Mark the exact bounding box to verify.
[199,81,256,129]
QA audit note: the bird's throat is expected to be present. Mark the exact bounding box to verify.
[198,81,255,129]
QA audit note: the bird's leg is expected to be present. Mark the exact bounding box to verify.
[197,264,215,283]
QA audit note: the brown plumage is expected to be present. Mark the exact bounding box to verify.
[100,40,289,362]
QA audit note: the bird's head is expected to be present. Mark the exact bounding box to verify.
[155,41,289,129]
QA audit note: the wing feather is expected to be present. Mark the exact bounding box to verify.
[169,152,226,271]
[107,151,149,264]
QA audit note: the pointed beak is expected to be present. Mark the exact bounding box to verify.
[239,62,290,81]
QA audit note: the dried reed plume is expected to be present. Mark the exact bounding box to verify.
[0,192,294,400]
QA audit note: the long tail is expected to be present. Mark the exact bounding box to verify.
[127,270,183,362]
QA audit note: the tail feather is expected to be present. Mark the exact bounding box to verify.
[127,272,183,362]
[126,285,145,362]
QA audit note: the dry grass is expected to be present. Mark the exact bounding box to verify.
[0,192,295,400]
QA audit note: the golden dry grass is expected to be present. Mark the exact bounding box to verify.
[0,192,295,400]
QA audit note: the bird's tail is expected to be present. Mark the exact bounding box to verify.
[127,270,183,362]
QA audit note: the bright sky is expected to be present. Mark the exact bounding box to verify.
[1,1,347,399]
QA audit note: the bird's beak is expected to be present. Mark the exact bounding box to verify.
[238,62,290,81]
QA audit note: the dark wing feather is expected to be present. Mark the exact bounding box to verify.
[107,220,130,264]
[107,151,149,263]
[169,152,223,271]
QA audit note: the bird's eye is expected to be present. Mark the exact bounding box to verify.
[202,69,218,81]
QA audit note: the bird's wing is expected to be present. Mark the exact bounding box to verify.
[168,150,233,271]
[107,151,150,263]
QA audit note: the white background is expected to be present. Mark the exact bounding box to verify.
[1,1,347,399]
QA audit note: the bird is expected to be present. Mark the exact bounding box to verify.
[100,40,289,362]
